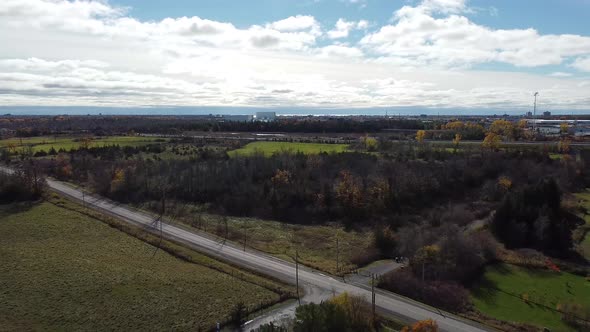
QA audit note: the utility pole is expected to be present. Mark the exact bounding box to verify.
[296,250,300,305]
[371,273,376,325]
[533,92,539,132]
[336,236,339,273]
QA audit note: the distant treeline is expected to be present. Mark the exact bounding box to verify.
[0,116,433,136]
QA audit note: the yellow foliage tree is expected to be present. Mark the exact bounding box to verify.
[363,135,378,151]
[443,121,464,131]
[558,138,571,154]
[271,169,291,186]
[497,176,512,191]
[452,133,462,150]
[416,130,426,143]
[482,132,501,151]
[110,168,125,192]
[490,119,517,140]
[329,293,373,328]
[401,319,439,332]
[560,122,569,135]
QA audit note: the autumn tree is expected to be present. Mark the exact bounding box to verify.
[452,133,462,151]
[490,119,518,140]
[497,176,512,192]
[560,122,570,135]
[558,138,571,154]
[79,136,94,150]
[335,170,364,225]
[482,132,501,151]
[362,135,378,151]
[401,319,439,332]
[412,245,441,281]
[416,130,426,143]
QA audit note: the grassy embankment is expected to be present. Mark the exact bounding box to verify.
[0,197,293,331]
[166,212,373,275]
[574,189,590,260]
[471,264,590,332]
[229,141,350,157]
[0,136,167,153]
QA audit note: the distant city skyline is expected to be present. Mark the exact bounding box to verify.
[1,0,590,112]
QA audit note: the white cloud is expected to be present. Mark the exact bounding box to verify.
[346,0,368,9]
[550,72,573,77]
[361,1,590,68]
[572,57,590,72]
[327,19,369,39]
[0,0,588,110]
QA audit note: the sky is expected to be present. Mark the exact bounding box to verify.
[0,0,590,114]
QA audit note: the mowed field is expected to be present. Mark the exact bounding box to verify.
[471,264,590,332]
[0,136,167,153]
[229,141,349,157]
[0,201,283,331]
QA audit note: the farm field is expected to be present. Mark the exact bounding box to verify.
[172,211,373,274]
[229,141,350,156]
[0,200,283,331]
[471,264,590,332]
[0,135,167,153]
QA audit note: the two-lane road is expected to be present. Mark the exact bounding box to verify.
[2,166,492,332]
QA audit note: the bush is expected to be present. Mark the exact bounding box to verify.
[379,269,471,312]
[0,171,44,203]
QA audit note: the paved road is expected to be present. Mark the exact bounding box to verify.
[1,166,492,332]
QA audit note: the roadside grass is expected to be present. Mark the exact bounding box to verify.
[173,212,373,275]
[0,200,288,331]
[470,264,590,332]
[0,135,167,153]
[229,141,350,157]
[574,189,590,260]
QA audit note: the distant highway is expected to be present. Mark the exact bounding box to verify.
[0,165,493,332]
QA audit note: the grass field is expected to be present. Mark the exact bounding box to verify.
[0,201,284,331]
[172,212,373,275]
[229,141,350,157]
[471,264,590,332]
[0,135,167,153]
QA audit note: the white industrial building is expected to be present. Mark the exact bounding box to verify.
[254,112,276,122]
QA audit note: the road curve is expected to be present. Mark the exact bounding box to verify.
[3,166,492,332]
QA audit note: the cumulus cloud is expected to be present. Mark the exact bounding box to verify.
[0,0,588,110]
[362,0,590,68]
[327,19,369,39]
[572,57,590,72]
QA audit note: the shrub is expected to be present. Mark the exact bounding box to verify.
[379,269,471,313]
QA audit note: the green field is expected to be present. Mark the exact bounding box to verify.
[170,212,372,275]
[0,201,283,331]
[471,264,590,331]
[0,135,167,153]
[229,141,350,157]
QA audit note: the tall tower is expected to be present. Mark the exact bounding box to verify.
[533,92,539,132]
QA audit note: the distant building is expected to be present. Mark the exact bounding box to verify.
[526,111,533,117]
[221,115,253,122]
[255,112,276,122]
[543,111,551,117]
